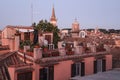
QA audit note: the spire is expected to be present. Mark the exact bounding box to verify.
[50,6,56,21]
[50,5,57,26]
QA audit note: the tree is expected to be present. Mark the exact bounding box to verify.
[33,20,60,48]
[32,23,38,44]
[108,29,115,33]
[86,29,94,32]
[99,29,108,34]
[53,27,60,48]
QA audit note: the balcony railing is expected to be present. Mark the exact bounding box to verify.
[18,47,109,63]
[43,50,59,58]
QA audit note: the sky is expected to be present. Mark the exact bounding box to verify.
[0,0,120,30]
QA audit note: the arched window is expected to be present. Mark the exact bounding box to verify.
[79,31,86,38]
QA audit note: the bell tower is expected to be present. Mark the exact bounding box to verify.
[72,19,80,32]
[50,6,57,27]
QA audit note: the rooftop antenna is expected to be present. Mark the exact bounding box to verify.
[75,17,77,21]
[31,0,33,25]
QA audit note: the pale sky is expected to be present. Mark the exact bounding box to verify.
[0,0,120,30]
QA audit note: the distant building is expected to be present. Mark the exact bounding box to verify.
[72,19,80,32]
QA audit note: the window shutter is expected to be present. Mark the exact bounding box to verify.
[81,62,85,76]
[102,59,106,72]
[71,63,76,77]
[94,60,97,74]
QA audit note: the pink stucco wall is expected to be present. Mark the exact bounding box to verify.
[106,54,112,70]
[9,39,15,51]
[30,32,34,42]
[54,60,73,80]
[8,67,17,80]
[33,63,41,80]
[21,32,24,41]
[84,57,94,75]
[1,38,9,46]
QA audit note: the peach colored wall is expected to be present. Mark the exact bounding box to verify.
[21,32,24,41]
[2,27,16,46]
[30,32,34,42]
[8,67,17,80]
[2,27,16,39]
[2,28,7,38]
[54,60,73,80]
[9,39,15,51]
[14,36,20,51]
[84,57,94,75]
[106,54,112,70]
[7,27,16,38]
[2,38,15,51]
[1,38,9,45]
[33,63,41,80]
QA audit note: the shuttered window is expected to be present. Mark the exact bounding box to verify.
[40,66,54,80]
[94,59,106,73]
[71,62,85,77]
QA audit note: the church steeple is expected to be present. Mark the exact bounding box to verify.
[50,6,57,26]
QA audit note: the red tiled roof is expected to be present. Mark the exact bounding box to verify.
[6,25,33,29]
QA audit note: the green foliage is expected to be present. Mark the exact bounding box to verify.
[99,29,109,34]
[35,20,54,32]
[19,40,32,49]
[34,20,60,48]
[53,27,60,48]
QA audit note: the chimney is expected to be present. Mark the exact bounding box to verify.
[75,46,83,55]
[24,46,30,53]
[90,45,96,53]
[58,41,66,56]
[14,35,20,51]
[34,47,42,60]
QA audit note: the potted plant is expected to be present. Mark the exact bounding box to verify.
[26,49,33,56]
[41,45,48,52]
[34,43,40,48]
[66,48,73,55]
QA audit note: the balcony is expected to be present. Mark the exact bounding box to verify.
[18,46,109,64]
[42,50,59,58]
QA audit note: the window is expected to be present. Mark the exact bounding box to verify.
[17,71,32,80]
[24,32,30,40]
[40,66,54,80]
[94,59,106,73]
[97,59,102,72]
[71,62,85,77]
[45,35,51,44]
